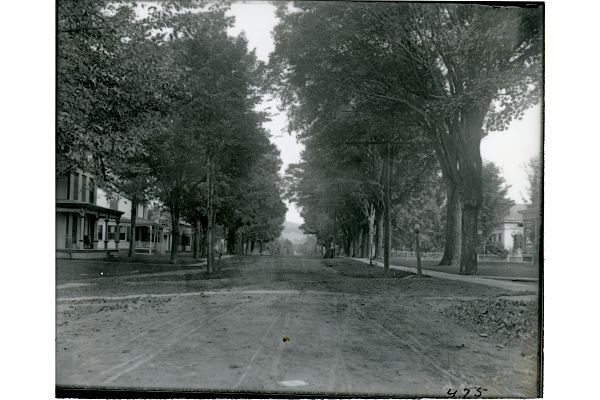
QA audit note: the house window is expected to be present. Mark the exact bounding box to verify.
[108,225,116,240]
[517,223,523,227]
[119,226,126,241]
[109,198,119,210]
[56,176,69,200]
[98,225,103,241]
[89,178,95,205]
[73,173,79,201]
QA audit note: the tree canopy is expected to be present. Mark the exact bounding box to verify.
[57,0,287,265]
[479,162,515,241]
[271,2,542,274]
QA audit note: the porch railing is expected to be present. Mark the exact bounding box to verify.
[392,251,443,260]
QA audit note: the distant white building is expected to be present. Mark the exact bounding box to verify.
[488,204,527,254]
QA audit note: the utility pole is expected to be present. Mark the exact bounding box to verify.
[414,223,422,276]
[332,200,336,258]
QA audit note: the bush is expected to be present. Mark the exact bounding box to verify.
[483,242,508,258]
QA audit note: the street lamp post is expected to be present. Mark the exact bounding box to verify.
[383,137,391,276]
[414,223,422,276]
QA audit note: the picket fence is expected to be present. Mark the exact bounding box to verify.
[391,250,531,263]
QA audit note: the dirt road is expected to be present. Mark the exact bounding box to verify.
[56,256,540,397]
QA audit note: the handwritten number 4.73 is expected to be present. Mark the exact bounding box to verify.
[447,387,487,398]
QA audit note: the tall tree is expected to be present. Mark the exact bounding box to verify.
[141,6,284,266]
[271,2,542,274]
[57,0,183,179]
[58,1,287,267]
[525,155,542,207]
[479,162,515,241]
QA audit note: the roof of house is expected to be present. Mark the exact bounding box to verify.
[505,204,528,222]
[56,199,124,218]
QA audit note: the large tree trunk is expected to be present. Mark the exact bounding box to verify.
[250,240,255,253]
[128,199,137,258]
[195,221,203,259]
[198,222,204,258]
[344,236,350,256]
[200,225,207,257]
[458,115,484,275]
[461,204,479,274]
[430,123,462,267]
[361,226,368,258]
[170,207,180,264]
[367,204,376,260]
[192,222,199,259]
[375,209,383,259]
[439,178,462,266]
[192,228,197,259]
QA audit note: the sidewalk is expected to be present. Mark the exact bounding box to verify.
[352,258,538,293]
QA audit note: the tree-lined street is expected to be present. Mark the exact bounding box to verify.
[56,256,539,397]
[58,1,287,268]
[272,2,542,274]
[54,1,542,397]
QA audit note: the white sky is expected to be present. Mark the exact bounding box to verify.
[228,1,543,223]
[228,1,304,223]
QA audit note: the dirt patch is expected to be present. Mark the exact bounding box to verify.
[57,296,172,325]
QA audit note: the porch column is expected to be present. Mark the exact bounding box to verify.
[78,208,86,250]
[115,218,121,251]
[104,216,109,250]
[92,216,99,249]
[150,226,154,254]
